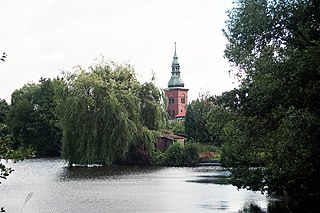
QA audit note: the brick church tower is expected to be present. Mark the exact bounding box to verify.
[165,43,189,120]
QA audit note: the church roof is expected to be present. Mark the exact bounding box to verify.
[168,76,184,88]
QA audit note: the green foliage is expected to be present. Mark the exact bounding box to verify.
[161,142,200,166]
[0,98,32,186]
[56,61,166,166]
[0,133,15,184]
[185,94,217,145]
[195,141,221,154]
[170,121,185,135]
[215,0,320,210]
[163,143,185,166]
[183,143,200,166]
[0,125,32,184]
[151,150,166,165]
[0,99,9,124]
[7,78,61,156]
[126,126,160,165]
[139,82,167,130]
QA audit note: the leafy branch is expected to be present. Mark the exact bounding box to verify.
[1,53,7,62]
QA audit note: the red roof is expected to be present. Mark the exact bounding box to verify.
[175,111,186,118]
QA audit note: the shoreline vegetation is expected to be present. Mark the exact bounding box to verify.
[1,1,319,212]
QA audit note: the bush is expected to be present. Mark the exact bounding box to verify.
[183,143,200,166]
[157,142,200,166]
[164,143,185,166]
[151,150,166,165]
[170,122,185,135]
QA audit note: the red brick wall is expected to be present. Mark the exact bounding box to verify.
[165,88,188,119]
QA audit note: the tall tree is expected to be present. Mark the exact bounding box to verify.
[7,78,61,156]
[185,94,217,145]
[139,82,167,130]
[0,99,9,126]
[56,62,166,166]
[1,98,30,187]
[212,0,320,211]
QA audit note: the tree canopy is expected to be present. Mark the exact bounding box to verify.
[210,0,320,211]
[56,61,167,166]
[185,94,217,145]
[7,78,61,156]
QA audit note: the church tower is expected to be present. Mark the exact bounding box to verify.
[165,43,189,120]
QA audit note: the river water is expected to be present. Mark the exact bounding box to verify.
[0,158,285,213]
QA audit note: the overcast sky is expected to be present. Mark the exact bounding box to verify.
[0,0,237,102]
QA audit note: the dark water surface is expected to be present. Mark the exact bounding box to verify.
[1,158,284,212]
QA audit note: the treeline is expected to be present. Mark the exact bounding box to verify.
[1,78,62,158]
[1,61,212,168]
[0,62,168,166]
[1,0,318,210]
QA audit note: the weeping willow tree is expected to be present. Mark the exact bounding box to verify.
[55,61,167,166]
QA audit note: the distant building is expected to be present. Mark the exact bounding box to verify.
[165,43,189,120]
[156,134,185,152]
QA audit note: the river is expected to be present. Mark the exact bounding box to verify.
[0,158,286,213]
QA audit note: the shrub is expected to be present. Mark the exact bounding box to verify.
[164,143,185,166]
[183,143,200,166]
[160,142,200,166]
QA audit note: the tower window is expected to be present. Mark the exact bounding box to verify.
[181,94,185,104]
[169,97,174,104]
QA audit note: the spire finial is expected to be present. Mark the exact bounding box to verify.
[174,42,177,58]
[172,42,179,65]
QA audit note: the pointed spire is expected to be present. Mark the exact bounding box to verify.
[168,42,184,88]
[172,42,179,65]
[174,42,177,57]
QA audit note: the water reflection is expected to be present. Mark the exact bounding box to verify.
[1,158,289,213]
[186,166,230,184]
[237,201,290,213]
[59,165,163,181]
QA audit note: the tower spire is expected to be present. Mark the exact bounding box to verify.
[168,42,184,88]
[172,42,179,65]
[165,42,189,120]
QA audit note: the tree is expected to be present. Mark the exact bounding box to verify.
[185,94,217,145]
[161,142,199,166]
[56,61,166,166]
[7,78,61,156]
[0,99,9,124]
[0,99,12,183]
[170,121,185,135]
[139,82,167,130]
[0,98,30,188]
[213,0,320,211]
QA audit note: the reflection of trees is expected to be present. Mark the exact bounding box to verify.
[59,165,163,181]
